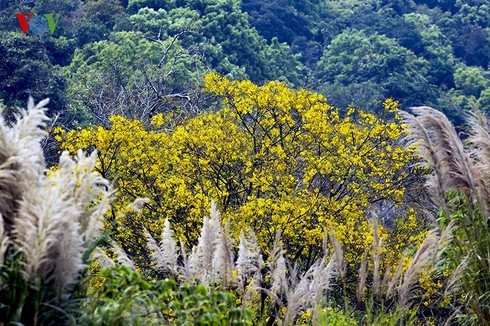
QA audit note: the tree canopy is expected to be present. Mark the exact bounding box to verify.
[1,0,489,125]
[55,73,427,272]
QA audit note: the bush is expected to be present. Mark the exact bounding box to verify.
[79,265,253,325]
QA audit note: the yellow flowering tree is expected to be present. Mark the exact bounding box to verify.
[54,72,427,273]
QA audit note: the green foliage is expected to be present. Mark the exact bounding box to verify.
[171,284,253,325]
[437,0,490,67]
[317,29,433,109]
[64,29,203,125]
[127,0,174,14]
[84,0,126,29]
[438,192,490,324]
[453,65,488,97]
[127,2,305,85]
[0,31,68,115]
[80,265,253,325]
[403,13,456,87]
[477,87,490,114]
[316,306,357,326]
[241,0,313,44]
[446,64,490,118]
[241,0,490,122]
[2,0,490,128]
[365,305,418,326]
[71,0,128,47]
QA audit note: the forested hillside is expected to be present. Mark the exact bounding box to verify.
[1,0,490,325]
[1,0,489,126]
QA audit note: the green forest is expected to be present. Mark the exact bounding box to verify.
[1,0,490,325]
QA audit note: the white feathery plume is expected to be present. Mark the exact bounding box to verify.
[284,268,310,325]
[400,109,450,206]
[112,241,135,270]
[284,232,341,325]
[397,228,439,308]
[145,227,163,264]
[242,267,262,307]
[70,149,114,246]
[209,201,235,263]
[8,98,49,193]
[113,197,149,222]
[357,250,368,303]
[236,231,249,286]
[381,260,393,297]
[50,208,84,292]
[0,167,21,235]
[465,107,490,214]
[240,231,263,307]
[212,219,234,286]
[200,269,212,286]
[386,255,405,300]
[14,156,80,287]
[92,247,116,269]
[51,150,112,291]
[237,229,263,307]
[0,98,56,286]
[14,149,112,292]
[178,238,191,282]
[371,218,382,296]
[0,98,113,296]
[236,229,263,289]
[128,198,150,213]
[159,218,178,274]
[210,199,222,237]
[81,192,111,246]
[268,232,287,301]
[442,255,467,300]
[188,246,198,282]
[287,263,300,296]
[329,232,345,279]
[209,200,235,280]
[145,218,178,275]
[224,219,236,265]
[393,223,452,308]
[0,97,49,236]
[14,97,49,143]
[402,106,484,210]
[212,231,230,284]
[309,253,338,324]
[189,213,215,282]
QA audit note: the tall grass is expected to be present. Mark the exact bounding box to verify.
[402,105,490,324]
[138,199,462,324]
[0,98,113,324]
[130,200,344,324]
